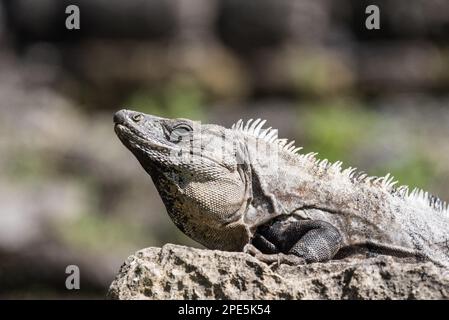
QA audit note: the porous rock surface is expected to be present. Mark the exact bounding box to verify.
[108,244,449,300]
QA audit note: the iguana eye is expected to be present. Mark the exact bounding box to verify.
[172,124,192,135]
[132,114,143,122]
[170,124,192,142]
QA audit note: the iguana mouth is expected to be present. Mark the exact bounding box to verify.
[114,123,170,152]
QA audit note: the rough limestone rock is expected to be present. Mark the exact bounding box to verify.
[108,244,449,300]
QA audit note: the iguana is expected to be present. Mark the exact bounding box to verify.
[113,109,449,267]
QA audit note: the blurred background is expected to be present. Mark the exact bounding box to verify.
[0,0,449,298]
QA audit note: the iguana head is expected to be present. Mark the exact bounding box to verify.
[113,109,252,250]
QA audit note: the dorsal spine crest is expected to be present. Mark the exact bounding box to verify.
[232,118,448,215]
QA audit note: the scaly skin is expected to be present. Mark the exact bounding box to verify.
[114,110,449,267]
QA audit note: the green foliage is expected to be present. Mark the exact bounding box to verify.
[371,154,436,191]
[291,56,334,96]
[125,78,206,120]
[299,100,436,190]
[8,151,52,180]
[300,101,377,163]
[57,213,150,253]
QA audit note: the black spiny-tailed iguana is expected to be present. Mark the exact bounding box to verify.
[114,109,449,268]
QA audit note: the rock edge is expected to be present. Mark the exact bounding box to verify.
[108,244,449,299]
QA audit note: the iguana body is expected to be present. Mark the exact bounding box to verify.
[114,110,449,267]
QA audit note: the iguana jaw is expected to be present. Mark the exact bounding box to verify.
[114,123,170,152]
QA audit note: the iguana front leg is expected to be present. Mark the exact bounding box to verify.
[246,219,343,265]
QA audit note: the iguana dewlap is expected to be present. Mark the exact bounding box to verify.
[114,110,449,267]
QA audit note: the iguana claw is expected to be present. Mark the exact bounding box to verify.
[243,243,306,266]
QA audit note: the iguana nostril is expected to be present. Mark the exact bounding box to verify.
[113,110,126,124]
